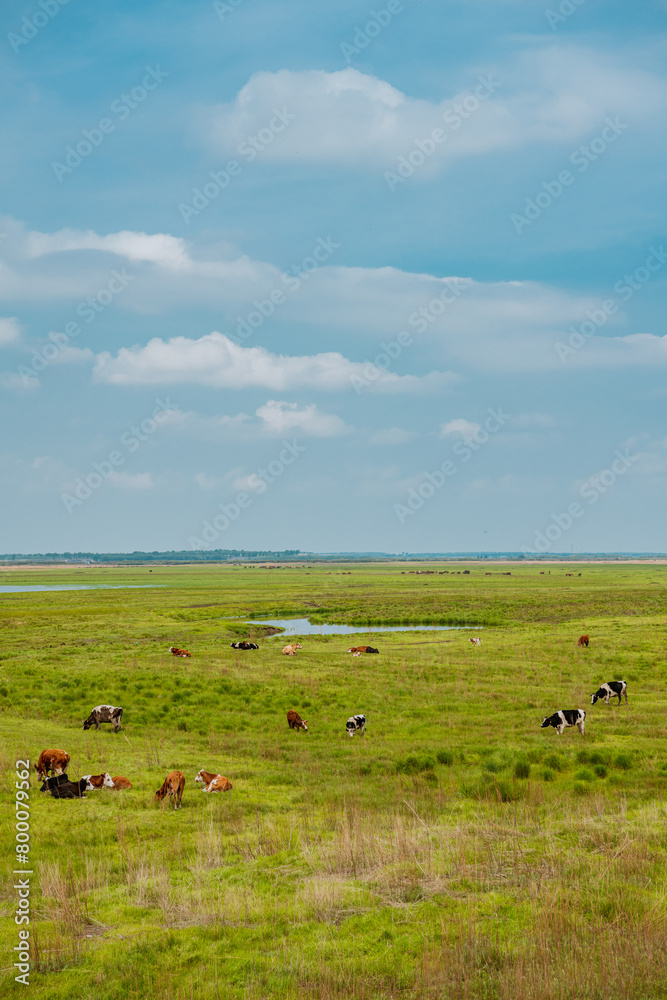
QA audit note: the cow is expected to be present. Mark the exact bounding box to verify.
[282,643,303,655]
[169,647,191,657]
[347,646,379,654]
[35,748,70,779]
[155,770,185,809]
[540,709,586,736]
[40,774,88,799]
[468,637,482,646]
[81,772,115,790]
[83,705,123,732]
[230,641,259,650]
[591,681,628,707]
[346,714,367,738]
[577,635,590,647]
[194,769,232,792]
[111,775,132,789]
[287,710,308,731]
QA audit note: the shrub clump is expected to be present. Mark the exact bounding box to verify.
[593,764,608,778]
[614,753,632,770]
[396,754,435,775]
[573,781,589,796]
[541,768,556,782]
[436,749,454,766]
[514,759,531,780]
[544,753,563,772]
[574,768,594,783]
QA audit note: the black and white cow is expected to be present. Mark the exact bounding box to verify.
[591,681,628,706]
[346,714,366,738]
[230,641,259,650]
[40,774,88,798]
[540,709,586,736]
[83,704,123,732]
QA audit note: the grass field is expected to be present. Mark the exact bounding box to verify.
[1,561,667,999]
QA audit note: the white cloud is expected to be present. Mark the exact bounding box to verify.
[24,228,190,269]
[200,53,666,170]
[256,400,351,437]
[92,332,456,393]
[194,472,220,490]
[440,418,481,439]
[108,471,155,490]
[0,317,20,346]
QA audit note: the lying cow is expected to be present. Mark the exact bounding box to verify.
[577,635,590,647]
[468,637,482,646]
[40,774,88,799]
[169,647,191,657]
[541,709,586,736]
[230,641,259,650]
[282,643,303,655]
[35,748,70,779]
[287,710,308,731]
[195,769,232,792]
[83,704,123,732]
[347,646,379,654]
[346,714,367,738]
[81,772,114,790]
[591,681,628,706]
[155,770,185,809]
[111,775,132,789]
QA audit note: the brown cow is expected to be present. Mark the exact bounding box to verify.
[155,770,185,809]
[111,775,132,789]
[347,646,379,654]
[287,710,308,731]
[35,749,70,779]
[169,647,191,657]
[578,635,590,647]
[194,769,232,792]
[282,642,302,655]
[81,772,114,790]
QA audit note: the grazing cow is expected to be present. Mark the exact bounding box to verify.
[347,646,379,654]
[230,641,259,650]
[346,714,367,738]
[40,774,88,799]
[541,709,586,736]
[591,681,628,706]
[468,637,482,646]
[155,770,185,809]
[35,748,70,779]
[169,647,191,657]
[83,705,123,732]
[111,775,133,789]
[282,643,303,655]
[81,772,114,790]
[194,769,232,792]
[577,635,590,647]
[287,710,308,731]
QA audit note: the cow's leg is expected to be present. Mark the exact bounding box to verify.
[95,719,100,730]
[624,689,628,704]
[578,721,585,735]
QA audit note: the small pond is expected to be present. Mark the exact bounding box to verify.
[243,618,481,636]
[0,584,162,594]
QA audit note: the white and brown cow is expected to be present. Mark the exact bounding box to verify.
[282,643,303,655]
[347,646,379,654]
[81,772,115,790]
[111,775,132,789]
[591,681,628,706]
[35,748,70,779]
[169,646,191,657]
[83,705,123,732]
[287,710,308,731]
[541,709,586,736]
[468,637,482,646]
[195,769,232,792]
[155,770,185,809]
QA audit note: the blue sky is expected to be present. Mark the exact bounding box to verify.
[1,0,666,554]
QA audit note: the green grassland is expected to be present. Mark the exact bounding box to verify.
[1,561,666,999]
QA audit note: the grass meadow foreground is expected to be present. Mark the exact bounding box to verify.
[1,561,667,999]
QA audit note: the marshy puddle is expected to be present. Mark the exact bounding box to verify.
[0,584,162,594]
[243,617,480,636]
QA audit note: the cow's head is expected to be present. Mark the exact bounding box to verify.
[194,770,205,783]
[540,717,551,728]
[101,772,114,788]
[82,717,93,730]
[346,721,357,737]
[299,720,308,731]
[590,692,599,705]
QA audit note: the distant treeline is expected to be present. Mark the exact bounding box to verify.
[0,549,304,564]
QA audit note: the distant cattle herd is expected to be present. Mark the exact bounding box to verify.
[33,631,625,808]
